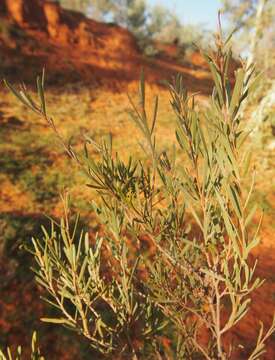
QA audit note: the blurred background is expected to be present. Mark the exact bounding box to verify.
[0,0,274,358]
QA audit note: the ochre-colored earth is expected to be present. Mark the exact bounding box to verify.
[0,1,274,359]
[0,0,214,91]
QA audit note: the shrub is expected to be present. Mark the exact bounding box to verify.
[2,28,275,359]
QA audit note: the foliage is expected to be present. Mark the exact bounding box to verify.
[113,0,147,36]
[59,0,147,37]
[221,0,275,62]
[0,332,44,360]
[3,27,275,359]
[58,0,91,13]
[59,0,206,48]
[222,0,269,31]
[145,4,179,41]
[146,5,205,46]
[222,0,275,148]
[138,4,207,59]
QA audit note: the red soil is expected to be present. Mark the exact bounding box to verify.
[0,1,274,359]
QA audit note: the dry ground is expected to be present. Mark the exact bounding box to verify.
[0,1,274,358]
[0,80,274,359]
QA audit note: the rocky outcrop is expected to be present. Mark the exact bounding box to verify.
[0,0,215,95]
[5,0,47,28]
[5,0,24,24]
[43,1,60,35]
[43,1,70,43]
[75,21,97,48]
[4,0,139,54]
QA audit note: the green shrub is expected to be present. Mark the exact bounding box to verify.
[2,29,275,359]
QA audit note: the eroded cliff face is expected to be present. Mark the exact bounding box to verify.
[0,0,214,92]
[6,0,24,24]
[4,0,139,54]
[5,0,46,27]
